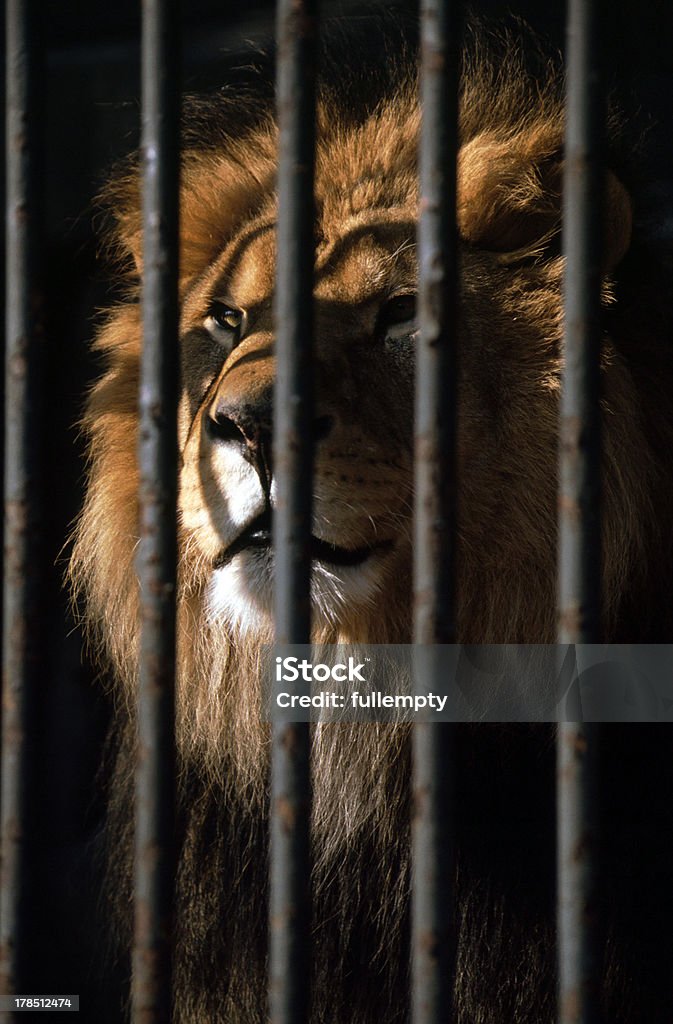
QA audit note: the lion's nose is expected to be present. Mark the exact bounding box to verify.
[206,397,334,455]
[206,401,270,451]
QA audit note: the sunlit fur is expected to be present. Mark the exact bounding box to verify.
[70,33,673,1024]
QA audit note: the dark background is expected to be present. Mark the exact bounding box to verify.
[7,0,673,1019]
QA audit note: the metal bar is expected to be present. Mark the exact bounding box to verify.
[557,722,602,1023]
[270,0,317,1022]
[412,1,460,1023]
[1,0,44,1005]
[558,0,604,645]
[557,0,605,1020]
[132,1,180,1021]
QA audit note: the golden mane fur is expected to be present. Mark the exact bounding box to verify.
[70,30,673,1023]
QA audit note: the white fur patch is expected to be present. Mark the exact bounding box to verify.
[207,548,387,633]
[213,446,266,532]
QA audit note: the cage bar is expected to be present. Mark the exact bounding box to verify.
[269,1,317,1023]
[557,0,606,1020]
[1,0,44,1004]
[131,1,180,1021]
[412,1,460,1022]
[557,721,602,1023]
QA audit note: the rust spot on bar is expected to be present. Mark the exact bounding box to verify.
[561,988,581,1023]
[419,929,441,959]
[276,797,298,833]
[558,494,581,521]
[559,606,582,636]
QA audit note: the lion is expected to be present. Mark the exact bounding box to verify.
[70,29,673,1024]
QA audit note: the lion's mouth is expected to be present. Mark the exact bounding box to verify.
[213,511,392,569]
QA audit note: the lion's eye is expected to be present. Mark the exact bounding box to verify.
[205,302,246,344]
[377,293,417,341]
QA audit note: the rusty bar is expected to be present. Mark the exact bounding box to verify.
[131,1,180,1022]
[412,1,460,1023]
[558,0,604,645]
[270,0,317,1022]
[1,0,44,1005]
[557,0,605,1020]
[557,722,602,1024]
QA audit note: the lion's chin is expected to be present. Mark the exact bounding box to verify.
[206,546,390,633]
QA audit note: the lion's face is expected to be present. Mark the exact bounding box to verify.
[170,95,640,644]
[178,204,419,634]
[177,221,559,644]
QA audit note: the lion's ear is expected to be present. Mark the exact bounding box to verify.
[104,148,275,284]
[457,133,632,270]
[457,134,564,254]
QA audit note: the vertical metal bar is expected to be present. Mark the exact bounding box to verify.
[1,0,43,1004]
[559,0,604,643]
[557,724,602,1023]
[413,1,460,1023]
[557,0,605,1020]
[270,0,317,1022]
[132,2,180,1022]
